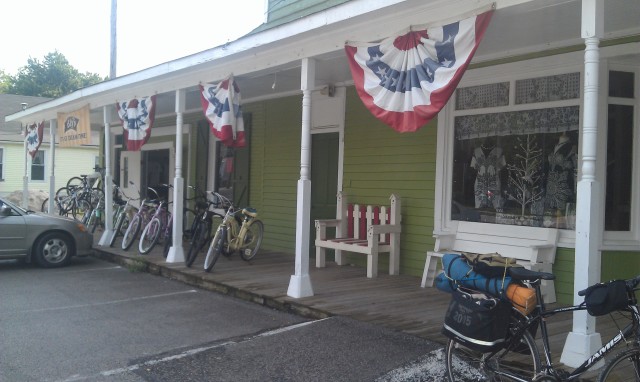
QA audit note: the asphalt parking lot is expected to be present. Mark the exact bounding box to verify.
[1,256,447,381]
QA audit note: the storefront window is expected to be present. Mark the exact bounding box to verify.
[451,73,580,229]
[605,71,635,231]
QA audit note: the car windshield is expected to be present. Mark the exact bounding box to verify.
[0,198,27,214]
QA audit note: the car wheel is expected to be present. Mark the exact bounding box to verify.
[34,232,73,268]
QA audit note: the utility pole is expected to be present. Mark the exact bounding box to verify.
[110,0,117,79]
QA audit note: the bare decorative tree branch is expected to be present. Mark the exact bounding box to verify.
[505,134,544,216]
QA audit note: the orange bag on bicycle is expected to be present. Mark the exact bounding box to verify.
[506,284,536,315]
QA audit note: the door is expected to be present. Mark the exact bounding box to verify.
[120,151,142,203]
[142,149,171,200]
[310,133,339,254]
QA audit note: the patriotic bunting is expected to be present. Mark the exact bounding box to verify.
[25,121,44,159]
[117,96,156,151]
[200,75,245,147]
[345,8,494,133]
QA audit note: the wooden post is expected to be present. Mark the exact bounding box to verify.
[99,106,115,246]
[288,58,315,298]
[166,89,186,263]
[561,0,604,368]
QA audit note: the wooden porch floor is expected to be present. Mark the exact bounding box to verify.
[93,232,624,377]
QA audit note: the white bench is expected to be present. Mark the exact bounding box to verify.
[421,221,559,303]
[315,192,401,278]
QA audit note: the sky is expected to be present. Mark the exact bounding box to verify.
[0,0,266,77]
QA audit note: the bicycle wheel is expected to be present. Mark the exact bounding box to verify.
[89,210,102,233]
[66,176,84,190]
[55,187,74,215]
[139,217,162,254]
[445,329,540,381]
[121,214,142,251]
[186,221,209,267]
[41,198,59,214]
[182,208,197,241]
[73,198,92,222]
[109,210,125,247]
[239,219,264,261]
[204,227,225,272]
[599,347,640,381]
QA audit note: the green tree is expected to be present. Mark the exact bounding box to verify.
[5,51,105,97]
[0,69,11,93]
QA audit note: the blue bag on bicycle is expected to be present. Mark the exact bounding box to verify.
[435,253,513,298]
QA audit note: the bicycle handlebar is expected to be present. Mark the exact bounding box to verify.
[578,274,640,296]
[207,191,233,209]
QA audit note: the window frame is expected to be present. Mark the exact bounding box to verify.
[600,62,640,249]
[434,49,640,251]
[29,150,46,182]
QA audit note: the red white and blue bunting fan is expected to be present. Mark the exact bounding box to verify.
[199,74,246,147]
[345,7,494,133]
[116,96,156,151]
[25,121,45,158]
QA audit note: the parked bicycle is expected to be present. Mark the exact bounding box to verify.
[203,192,263,272]
[138,184,173,255]
[121,186,160,251]
[444,267,640,381]
[185,190,224,267]
[108,185,139,247]
[41,185,93,220]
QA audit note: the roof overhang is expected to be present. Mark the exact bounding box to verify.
[4,0,639,126]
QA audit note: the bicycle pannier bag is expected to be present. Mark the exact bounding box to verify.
[442,287,511,352]
[584,280,628,316]
[506,283,536,315]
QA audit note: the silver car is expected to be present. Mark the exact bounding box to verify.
[0,197,93,267]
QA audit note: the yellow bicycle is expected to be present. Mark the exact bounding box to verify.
[203,192,264,272]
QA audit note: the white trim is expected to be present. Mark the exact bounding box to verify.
[29,150,47,183]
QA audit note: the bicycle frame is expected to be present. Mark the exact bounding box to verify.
[487,279,640,381]
[216,205,256,253]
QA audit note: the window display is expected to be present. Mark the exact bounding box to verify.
[451,73,580,229]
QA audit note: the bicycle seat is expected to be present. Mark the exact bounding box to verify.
[242,207,258,218]
[509,267,555,281]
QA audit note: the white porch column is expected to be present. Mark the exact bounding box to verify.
[99,106,115,245]
[22,133,28,208]
[166,89,186,263]
[287,58,315,298]
[561,0,604,368]
[47,119,56,213]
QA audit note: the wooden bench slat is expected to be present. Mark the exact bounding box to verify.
[421,220,559,303]
[315,192,401,278]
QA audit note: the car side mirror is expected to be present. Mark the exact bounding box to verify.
[0,205,12,216]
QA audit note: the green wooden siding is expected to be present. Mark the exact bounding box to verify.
[240,88,436,276]
[243,97,302,253]
[341,87,436,276]
[252,0,351,34]
[552,248,640,305]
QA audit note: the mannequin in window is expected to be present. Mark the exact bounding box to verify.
[471,137,506,209]
[544,132,577,211]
